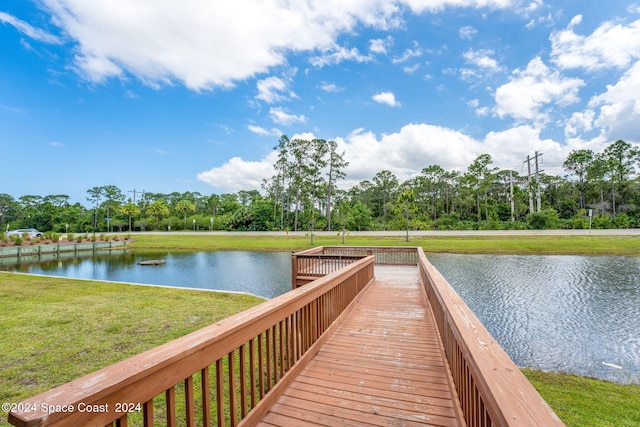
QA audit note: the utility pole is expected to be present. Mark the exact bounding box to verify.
[534,151,542,213]
[525,155,534,213]
[523,152,544,213]
[509,170,514,222]
[128,189,139,204]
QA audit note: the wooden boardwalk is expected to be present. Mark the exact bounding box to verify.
[258,265,466,426]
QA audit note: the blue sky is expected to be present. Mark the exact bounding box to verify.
[2,0,640,205]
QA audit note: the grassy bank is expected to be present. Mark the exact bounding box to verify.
[0,273,264,426]
[128,232,640,256]
[523,369,640,427]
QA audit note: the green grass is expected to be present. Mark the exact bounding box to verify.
[0,273,263,426]
[128,232,640,256]
[523,369,640,427]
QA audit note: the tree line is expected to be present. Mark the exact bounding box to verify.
[1,138,639,234]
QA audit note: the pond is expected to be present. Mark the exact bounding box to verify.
[427,254,640,384]
[2,250,639,383]
[2,250,292,298]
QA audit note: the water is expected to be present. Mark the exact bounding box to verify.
[2,251,639,383]
[426,254,640,384]
[2,251,292,299]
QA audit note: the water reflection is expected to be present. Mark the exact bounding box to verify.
[1,250,292,299]
[426,254,640,384]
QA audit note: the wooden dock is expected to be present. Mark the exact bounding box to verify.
[259,265,465,426]
[8,247,563,427]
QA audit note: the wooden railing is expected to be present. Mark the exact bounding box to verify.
[323,245,419,264]
[291,253,365,288]
[291,246,418,288]
[8,255,375,427]
[417,247,564,426]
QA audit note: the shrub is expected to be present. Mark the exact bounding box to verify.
[527,208,560,230]
[615,213,632,229]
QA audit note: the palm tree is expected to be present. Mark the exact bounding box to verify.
[175,199,196,229]
[146,200,170,229]
[121,203,141,231]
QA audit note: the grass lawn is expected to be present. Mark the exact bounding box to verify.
[0,273,264,426]
[127,232,640,256]
[2,233,639,426]
[523,369,640,427]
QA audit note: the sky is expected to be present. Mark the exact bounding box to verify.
[2,0,640,205]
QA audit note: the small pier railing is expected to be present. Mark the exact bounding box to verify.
[416,247,563,426]
[8,254,374,427]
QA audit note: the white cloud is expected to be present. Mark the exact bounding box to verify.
[392,45,423,64]
[463,49,502,72]
[588,60,640,141]
[459,25,478,40]
[49,141,66,148]
[196,122,578,193]
[564,110,596,139]
[310,45,372,67]
[403,64,420,74]
[0,11,61,44]
[248,125,282,136]
[319,82,344,92]
[402,0,515,13]
[369,36,393,55]
[197,153,277,192]
[33,1,526,90]
[269,107,307,125]
[255,76,296,104]
[372,92,401,107]
[494,57,584,122]
[551,16,640,71]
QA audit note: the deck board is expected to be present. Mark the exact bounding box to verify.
[259,265,465,426]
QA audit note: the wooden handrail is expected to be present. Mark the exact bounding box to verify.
[323,246,419,264]
[8,256,375,427]
[416,247,564,426]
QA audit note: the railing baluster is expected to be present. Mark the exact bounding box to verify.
[143,400,153,427]
[249,338,257,409]
[185,376,195,427]
[201,366,211,427]
[257,333,265,399]
[278,320,285,380]
[266,328,273,391]
[228,351,237,427]
[166,387,176,427]
[216,358,224,427]
[239,344,248,418]
[271,324,278,382]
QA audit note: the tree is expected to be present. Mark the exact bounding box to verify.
[599,140,640,219]
[103,185,125,232]
[466,154,496,221]
[174,199,196,229]
[325,139,348,231]
[372,170,399,228]
[86,187,105,232]
[146,200,170,229]
[419,165,446,220]
[121,203,141,231]
[563,149,594,209]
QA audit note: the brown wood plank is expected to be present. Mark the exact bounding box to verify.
[258,265,465,426]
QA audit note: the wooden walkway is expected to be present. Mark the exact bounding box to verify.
[258,265,465,426]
